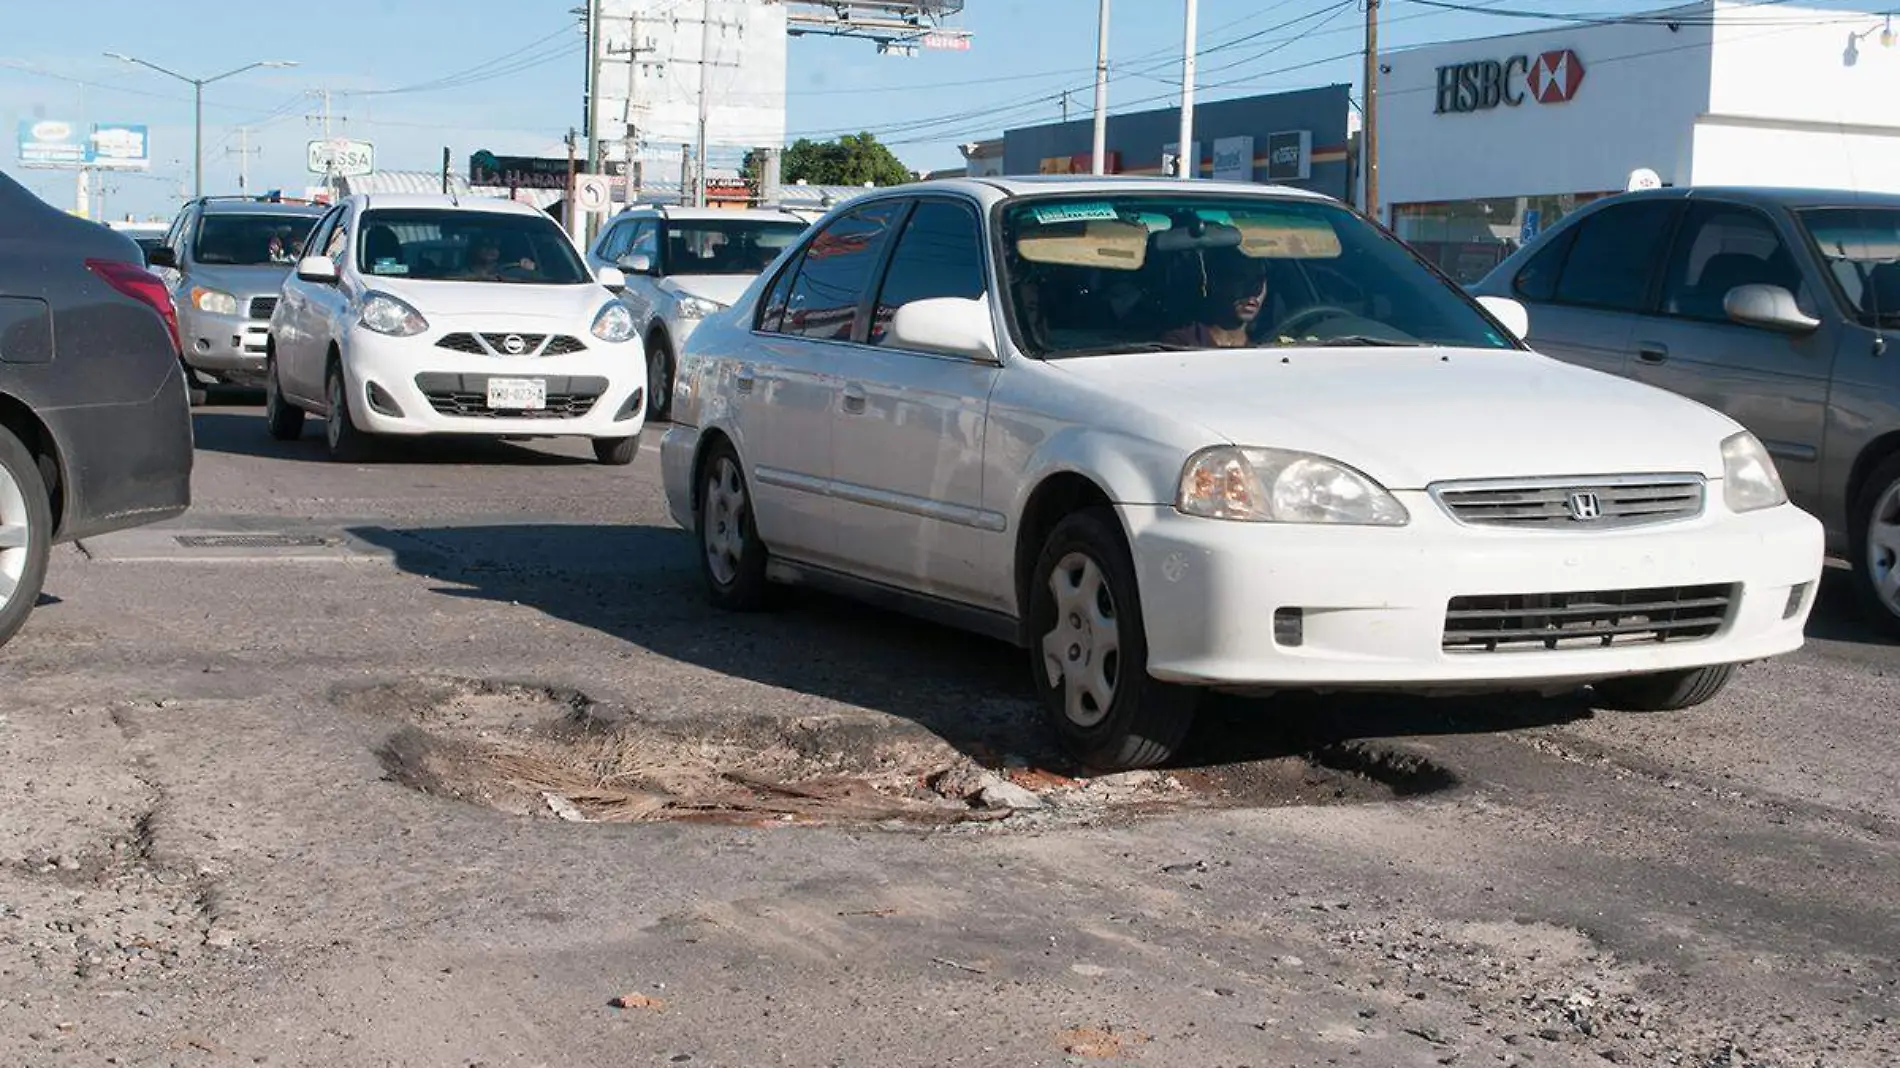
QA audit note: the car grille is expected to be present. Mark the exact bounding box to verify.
[1431,475,1705,530]
[248,296,277,320]
[433,333,586,357]
[1442,583,1737,654]
[413,372,607,420]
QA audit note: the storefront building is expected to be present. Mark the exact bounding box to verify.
[1379,0,1900,282]
[1002,85,1354,202]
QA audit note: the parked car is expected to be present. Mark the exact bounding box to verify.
[1471,187,1900,635]
[265,193,647,464]
[587,204,809,420]
[0,171,194,648]
[147,196,326,404]
[660,176,1824,770]
[107,220,171,265]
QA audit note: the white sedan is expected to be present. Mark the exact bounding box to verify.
[267,193,647,464]
[660,176,1824,770]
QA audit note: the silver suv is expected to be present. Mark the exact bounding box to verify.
[1472,187,1900,635]
[148,196,325,404]
[586,205,808,420]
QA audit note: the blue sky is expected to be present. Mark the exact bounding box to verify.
[2,0,1889,218]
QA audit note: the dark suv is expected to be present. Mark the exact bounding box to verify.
[1472,187,1900,635]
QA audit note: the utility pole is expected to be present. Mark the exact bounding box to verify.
[1362,0,1381,219]
[1178,0,1198,180]
[695,0,715,208]
[1059,89,1071,123]
[227,126,259,192]
[305,89,347,198]
[1091,0,1111,175]
[565,127,579,236]
[584,0,600,200]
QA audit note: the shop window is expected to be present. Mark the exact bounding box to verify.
[1658,204,1805,322]
[1551,200,1681,312]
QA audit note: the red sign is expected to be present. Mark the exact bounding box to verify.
[1527,50,1585,104]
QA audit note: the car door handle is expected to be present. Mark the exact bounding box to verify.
[841,383,867,414]
[1636,342,1669,365]
[734,367,756,394]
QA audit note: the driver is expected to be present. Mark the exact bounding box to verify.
[1161,246,1268,348]
[461,233,535,279]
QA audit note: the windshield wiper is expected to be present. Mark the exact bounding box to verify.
[1277,335,1424,348]
[1054,341,1203,357]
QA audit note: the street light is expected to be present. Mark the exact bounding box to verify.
[103,53,298,199]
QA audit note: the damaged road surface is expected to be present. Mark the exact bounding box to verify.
[0,406,1895,1067]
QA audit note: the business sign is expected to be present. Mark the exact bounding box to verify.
[1264,130,1312,182]
[308,138,374,178]
[1435,48,1586,114]
[18,119,88,166]
[1520,209,1542,242]
[1161,140,1201,178]
[89,123,149,170]
[921,32,971,51]
[469,150,585,190]
[1212,136,1254,182]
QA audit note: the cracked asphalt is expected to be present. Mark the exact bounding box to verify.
[1,401,1896,1067]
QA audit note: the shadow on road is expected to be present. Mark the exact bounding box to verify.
[190,410,595,467]
[348,522,1624,773]
[1803,565,1897,646]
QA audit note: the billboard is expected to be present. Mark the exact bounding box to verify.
[89,123,150,170]
[16,120,149,169]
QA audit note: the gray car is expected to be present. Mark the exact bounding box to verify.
[0,170,195,648]
[148,196,324,403]
[1471,187,1900,635]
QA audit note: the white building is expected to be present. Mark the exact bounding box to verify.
[1377,0,1900,281]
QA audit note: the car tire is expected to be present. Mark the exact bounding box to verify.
[181,360,208,408]
[1592,664,1735,712]
[1849,453,1900,638]
[1028,507,1199,771]
[264,358,305,442]
[593,435,639,466]
[646,334,674,423]
[0,425,53,650]
[324,364,372,463]
[697,442,769,611]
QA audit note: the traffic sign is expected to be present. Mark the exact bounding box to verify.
[574,174,612,214]
[308,138,374,178]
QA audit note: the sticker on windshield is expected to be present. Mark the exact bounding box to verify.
[370,258,409,275]
[1028,202,1119,225]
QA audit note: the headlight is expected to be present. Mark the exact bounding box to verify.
[357,292,428,337]
[190,287,238,315]
[676,295,723,320]
[1721,431,1788,513]
[591,301,635,342]
[1177,446,1409,525]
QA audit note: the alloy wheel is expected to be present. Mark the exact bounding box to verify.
[1041,551,1121,728]
[703,456,747,587]
[0,458,28,612]
[1870,480,1900,616]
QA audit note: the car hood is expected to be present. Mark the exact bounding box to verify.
[1051,347,1743,488]
[368,278,616,325]
[188,263,297,298]
[660,274,755,308]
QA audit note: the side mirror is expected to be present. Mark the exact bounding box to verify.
[618,252,654,275]
[887,296,998,362]
[296,256,338,284]
[1724,284,1821,334]
[596,265,627,290]
[1475,295,1530,341]
[146,246,177,269]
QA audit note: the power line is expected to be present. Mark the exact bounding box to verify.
[342,24,578,97]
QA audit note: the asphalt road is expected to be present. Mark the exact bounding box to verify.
[1,400,1895,1068]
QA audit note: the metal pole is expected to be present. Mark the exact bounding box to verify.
[566,127,578,236]
[1091,0,1111,175]
[584,0,600,183]
[193,80,204,198]
[1363,0,1381,219]
[695,0,714,208]
[1178,0,1197,179]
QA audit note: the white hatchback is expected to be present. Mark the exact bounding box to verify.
[661,177,1825,770]
[266,194,647,464]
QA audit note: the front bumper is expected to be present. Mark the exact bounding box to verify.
[1121,492,1825,689]
[340,327,646,440]
[178,300,275,379]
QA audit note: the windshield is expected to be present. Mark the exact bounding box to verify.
[999,195,1516,357]
[663,219,806,276]
[1797,207,1900,327]
[355,209,590,285]
[191,214,318,266]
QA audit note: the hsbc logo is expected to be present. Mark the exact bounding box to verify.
[1435,49,1587,114]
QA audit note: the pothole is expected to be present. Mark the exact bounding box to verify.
[340,678,1457,829]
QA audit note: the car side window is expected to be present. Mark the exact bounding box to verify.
[323,214,351,269]
[757,260,796,333]
[629,222,659,265]
[868,199,987,348]
[780,202,906,342]
[301,208,341,263]
[1512,225,1578,303]
[1657,203,1807,323]
[1551,200,1680,312]
[162,209,190,255]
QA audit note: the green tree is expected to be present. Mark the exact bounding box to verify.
[770,133,913,187]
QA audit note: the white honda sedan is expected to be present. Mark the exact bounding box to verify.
[660,176,1825,770]
[266,194,647,464]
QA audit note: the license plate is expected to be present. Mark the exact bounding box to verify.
[486,377,546,410]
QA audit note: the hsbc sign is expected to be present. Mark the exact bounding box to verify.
[1434,49,1586,114]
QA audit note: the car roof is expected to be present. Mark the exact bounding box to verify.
[613,205,806,222]
[199,198,326,217]
[960,174,1334,202]
[350,193,552,217]
[1604,186,1900,211]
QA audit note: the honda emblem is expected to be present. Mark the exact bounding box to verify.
[1566,491,1603,521]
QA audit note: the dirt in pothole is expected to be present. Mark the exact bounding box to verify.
[337,677,1457,829]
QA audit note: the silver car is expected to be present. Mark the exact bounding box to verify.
[148,196,325,404]
[587,205,808,420]
[1471,187,1900,635]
